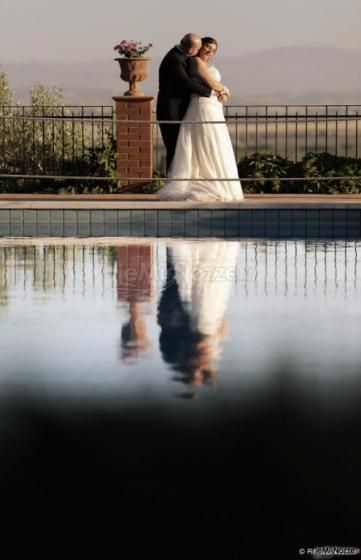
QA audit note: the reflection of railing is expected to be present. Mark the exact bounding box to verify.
[0,241,360,303]
[237,239,359,299]
[0,245,117,297]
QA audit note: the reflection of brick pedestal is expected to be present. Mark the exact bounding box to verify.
[117,245,152,302]
[112,96,154,193]
[117,244,152,361]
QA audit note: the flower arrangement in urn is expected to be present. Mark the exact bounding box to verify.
[114,40,153,58]
[114,40,153,96]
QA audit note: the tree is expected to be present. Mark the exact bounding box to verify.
[0,71,16,178]
[0,74,117,193]
[0,70,15,106]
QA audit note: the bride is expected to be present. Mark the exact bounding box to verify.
[157,37,244,202]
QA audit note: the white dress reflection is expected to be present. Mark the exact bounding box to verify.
[157,240,239,393]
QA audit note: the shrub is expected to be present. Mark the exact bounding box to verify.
[142,169,165,194]
[237,152,292,193]
[237,151,361,194]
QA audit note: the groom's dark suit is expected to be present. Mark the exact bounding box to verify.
[156,46,212,171]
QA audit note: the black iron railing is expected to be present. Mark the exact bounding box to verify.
[0,105,114,174]
[1,104,361,177]
[153,105,361,171]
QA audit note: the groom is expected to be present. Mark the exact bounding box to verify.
[156,33,212,171]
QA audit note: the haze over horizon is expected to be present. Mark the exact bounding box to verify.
[2,46,361,106]
[1,0,361,63]
[1,0,361,104]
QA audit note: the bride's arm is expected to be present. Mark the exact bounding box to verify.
[192,58,227,93]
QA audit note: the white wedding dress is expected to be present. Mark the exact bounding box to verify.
[158,65,244,202]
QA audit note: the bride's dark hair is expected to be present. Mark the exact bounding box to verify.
[201,37,218,49]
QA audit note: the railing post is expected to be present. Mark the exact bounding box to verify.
[112,95,154,192]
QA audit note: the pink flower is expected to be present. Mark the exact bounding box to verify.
[113,39,153,57]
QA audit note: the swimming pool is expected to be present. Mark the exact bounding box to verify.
[1,237,360,553]
[1,238,361,394]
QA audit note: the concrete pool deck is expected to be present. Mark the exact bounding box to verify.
[1,193,361,209]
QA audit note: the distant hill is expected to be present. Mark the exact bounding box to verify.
[221,46,361,104]
[2,46,361,105]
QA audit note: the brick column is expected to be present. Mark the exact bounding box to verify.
[112,96,154,193]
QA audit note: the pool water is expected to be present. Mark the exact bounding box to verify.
[0,238,360,555]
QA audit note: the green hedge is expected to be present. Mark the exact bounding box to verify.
[238,152,361,194]
[0,136,118,194]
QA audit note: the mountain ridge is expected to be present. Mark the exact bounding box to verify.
[1,46,361,105]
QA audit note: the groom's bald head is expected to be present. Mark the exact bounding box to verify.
[180,33,202,56]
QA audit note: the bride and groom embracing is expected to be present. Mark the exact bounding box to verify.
[156,33,244,202]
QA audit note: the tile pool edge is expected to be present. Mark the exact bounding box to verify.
[0,207,359,239]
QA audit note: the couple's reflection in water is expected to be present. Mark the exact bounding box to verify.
[158,240,239,396]
[117,240,239,395]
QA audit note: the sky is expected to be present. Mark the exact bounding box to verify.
[1,0,361,63]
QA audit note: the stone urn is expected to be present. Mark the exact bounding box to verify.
[115,57,150,96]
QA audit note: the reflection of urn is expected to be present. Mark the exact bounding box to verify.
[115,57,150,97]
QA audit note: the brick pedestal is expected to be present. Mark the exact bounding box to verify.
[112,96,154,193]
